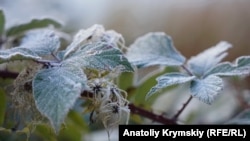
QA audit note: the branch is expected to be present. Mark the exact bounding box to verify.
[51,52,61,62]
[170,65,194,121]
[0,70,19,79]
[172,95,193,121]
[128,103,177,125]
[80,91,177,125]
[1,70,178,125]
[181,65,194,76]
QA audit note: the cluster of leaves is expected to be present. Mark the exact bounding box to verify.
[126,32,250,105]
[1,8,250,141]
[0,9,133,134]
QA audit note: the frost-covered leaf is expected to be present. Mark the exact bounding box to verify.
[0,10,5,35]
[6,18,61,36]
[187,41,232,76]
[103,30,125,49]
[204,56,250,77]
[146,73,196,99]
[63,42,134,72]
[0,29,60,63]
[190,75,223,105]
[226,109,250,124]
[19,29,61,56]
[126,32,186,68]
[33,65,87,132]
[0,47,41,63]
[63,24,105,59]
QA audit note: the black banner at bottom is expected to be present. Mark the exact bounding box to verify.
[119,125,249,140]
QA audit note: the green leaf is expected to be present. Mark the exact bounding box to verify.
[0,10,5,35]
[0,47,41,63]
[190,75,223,105]
[32,65,87,132]
[63,42,134,72]
[63,24,105,59]
[126,32,186,68]
[187,41,232,77]
[19,29,61,56]
[226,109,250,124]
[146,73,196,99]
[6,18,61,36]
[204,56,250,77]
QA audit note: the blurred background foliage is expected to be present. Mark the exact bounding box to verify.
[0,0,250,141]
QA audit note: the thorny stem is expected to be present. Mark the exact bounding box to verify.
[171,65,194,121]
[172,95,193,121]
[128,103,177,125]
[181,65,194,76]
[80,91,177,125]
[0,69,180,125]
[51,52,61,62]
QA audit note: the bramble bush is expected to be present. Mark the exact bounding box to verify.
[0,9,250,141]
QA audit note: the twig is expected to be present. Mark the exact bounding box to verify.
[0,70,19,79]
[181,65,194,76]
[128,103,177,125]
[1,70,178,125]
[51,53,61,62]
[172,95,193,121]
[169,65,194,121]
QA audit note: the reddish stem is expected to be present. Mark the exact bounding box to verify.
[0,70,19,79]
[128,103,177,125]
[172,95,193,121]
[0,70,178,125]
